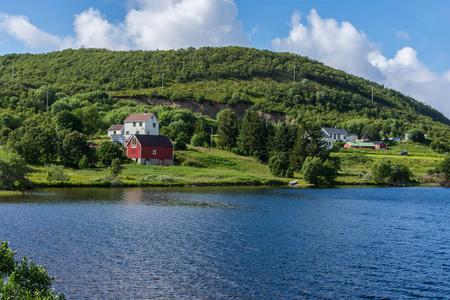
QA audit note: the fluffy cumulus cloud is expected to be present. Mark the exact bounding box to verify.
[273,9,450,119]
[1,0,247,51]
[0,14,62,49]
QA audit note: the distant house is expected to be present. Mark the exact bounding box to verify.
[344,141,387,150]
[321,127,358,143]
[126,134,174,165]
[107,112,160,145]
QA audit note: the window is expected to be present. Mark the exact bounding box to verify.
[139,122,143,127]
[131,137,137,148]
[133,122,136,127]
[153,150,156,155]
[113,131,116,134]
[126,131,129,135]
[136,131,139,134]
[153,123,156,128]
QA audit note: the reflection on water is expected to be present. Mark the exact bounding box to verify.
[1,187,450,299]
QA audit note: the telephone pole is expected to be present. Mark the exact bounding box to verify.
[293,66,296,82]
[11,67,14,86]
[162,73,164,92]
[371,87,374,104]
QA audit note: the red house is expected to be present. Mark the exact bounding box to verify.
[126,134,174,165]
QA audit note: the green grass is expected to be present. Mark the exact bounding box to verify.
[27,146,289,187]
[333,140,445,184]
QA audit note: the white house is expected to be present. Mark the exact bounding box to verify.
[107,124,125,145]
[321,127,357,143]
[108,112,160,145]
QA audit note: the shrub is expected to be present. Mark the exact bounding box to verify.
[372,160,412,184]
[46,165,70,181]
[268,152,292,177]
[0,240,65,299]
[407,129,425,143]
[0,152,31,189]
[301,157,323,184]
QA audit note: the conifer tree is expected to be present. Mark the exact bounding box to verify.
[216,109,238,150]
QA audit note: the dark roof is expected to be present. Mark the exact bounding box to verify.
[130,135,174,147]
[322,127,350,136]
[361,133,372,141]
[108,124,124,131]
[124,113,155,122]
[372,141,386,145]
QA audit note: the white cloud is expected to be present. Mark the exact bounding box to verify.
[124,0,248,49]
[272,9,450,119]
[1,0,248,51]
[63,8,129,50]
[0,14,62,49]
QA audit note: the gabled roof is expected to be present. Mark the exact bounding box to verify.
[372,141,387,145]
[322,127,350,136]
[127,135,174,148]
[124,113,156,122]
[108,124,124,131]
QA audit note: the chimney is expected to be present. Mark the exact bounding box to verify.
[144,110,147,115]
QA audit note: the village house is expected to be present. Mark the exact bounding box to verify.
[126,134,174,165]
[344,133,387,150]
[321,127,358,143]
[107,112,160,145]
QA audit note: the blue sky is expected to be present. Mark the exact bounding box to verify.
[1,0,450,118]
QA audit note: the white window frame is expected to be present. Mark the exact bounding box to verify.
[153,150,156,155]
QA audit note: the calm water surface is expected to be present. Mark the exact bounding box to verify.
[1,186,449,299]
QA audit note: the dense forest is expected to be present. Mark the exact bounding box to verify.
[0,47,450,180]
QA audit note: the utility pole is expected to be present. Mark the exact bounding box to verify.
[162,73,164,92]
[293,66,296,82]
[371,87,374,104]
[11,67,14,86]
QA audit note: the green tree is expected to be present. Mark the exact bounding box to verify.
[59,131,92,168]
[407,129,425,143]
[97,141,125,166]
[372,160,412,184]
[435,155,450,180]
[268,151,292,177]
[216,108,238,150]
[0,240,65,299]
[290,126,309,171]
[0,151,31,189]
[301,156,323,184]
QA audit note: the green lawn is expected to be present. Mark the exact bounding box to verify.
[28,146,288,187]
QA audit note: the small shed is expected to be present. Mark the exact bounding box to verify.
[126,134,174,165]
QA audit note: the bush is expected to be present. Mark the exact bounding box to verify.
[190,132,210,147]
[407,129,425,143]
[372,160,412,184]
[0,240,65,299]
[268,152,292,177]
[46,165,70,181]
[301,157,323,184]
[97,141,125,166]
[0,152,31,189]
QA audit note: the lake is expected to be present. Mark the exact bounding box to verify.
[1,186,449,299]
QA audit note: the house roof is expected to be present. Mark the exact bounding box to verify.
[372,141,387,145]
[322,127,350,136]
[360,133,372,141]
[346,142,376,147]
[128,135,174,147]
[108,124,124,131]
[124,113,156,122]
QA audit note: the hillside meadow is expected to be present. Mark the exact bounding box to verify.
[22,141,445,188]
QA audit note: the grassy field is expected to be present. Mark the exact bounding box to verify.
[23,140,446,188]
[333,141,445,184]
[28,146,288,187]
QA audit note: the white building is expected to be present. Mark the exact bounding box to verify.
[321,127,357,143]
[108,112,160,145]
[107,124,125,145]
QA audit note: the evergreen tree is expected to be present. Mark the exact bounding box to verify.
[216,109,238,150]
[290,126,309,172]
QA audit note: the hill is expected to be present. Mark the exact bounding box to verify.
[1,47,449,132]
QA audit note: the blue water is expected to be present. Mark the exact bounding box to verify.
[1,187,449,299]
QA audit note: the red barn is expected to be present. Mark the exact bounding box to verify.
[126,134,174,165]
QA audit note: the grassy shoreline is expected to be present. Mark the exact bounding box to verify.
[7,142,447,191]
